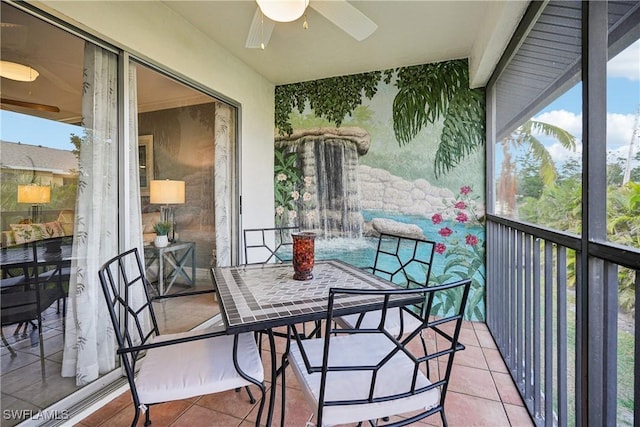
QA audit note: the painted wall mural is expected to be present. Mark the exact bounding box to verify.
[274,59,486,320]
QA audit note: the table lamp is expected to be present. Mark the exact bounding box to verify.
[17,184,51,223]
[150,179,185,242]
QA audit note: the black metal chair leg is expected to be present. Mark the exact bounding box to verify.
[1,329,17,357]
[245,386,256,404]
[281,354,287,427]
[131,405,140,427]
[441,410,448,427]
[144,407,151,426]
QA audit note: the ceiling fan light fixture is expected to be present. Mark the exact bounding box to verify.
[256,0,309,23]
[0,60,39,82]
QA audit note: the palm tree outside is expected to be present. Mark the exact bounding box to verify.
[496,120,577,216]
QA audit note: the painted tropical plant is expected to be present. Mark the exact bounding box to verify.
[274,148,315,228]
[392,60,485,178]
[275,59,484,180]
[428,185,486,320]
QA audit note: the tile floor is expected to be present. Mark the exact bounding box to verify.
[76,321,535,427]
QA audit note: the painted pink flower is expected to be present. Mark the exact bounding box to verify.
[466,234,479,246]
[431,213,443,224]
[438,227,453,237]
[460,186,472,195]
[435,243,446,254]
[454,201,467,209]
[456,212,468,223]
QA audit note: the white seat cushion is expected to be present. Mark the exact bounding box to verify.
[136,329,263,404]
[289,333,439,426]
[335,306,423,337]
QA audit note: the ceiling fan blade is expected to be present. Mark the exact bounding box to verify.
[309,0,377,41]
[0,98,60,113]
[246,7,276,49]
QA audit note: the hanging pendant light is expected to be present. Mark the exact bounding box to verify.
[256,0,309,23]
[0,60,39,82]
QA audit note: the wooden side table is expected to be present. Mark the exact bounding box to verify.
[144,241,196,296]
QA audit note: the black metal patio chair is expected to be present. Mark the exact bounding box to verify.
[335,232,436,338]
[98,248,266,427]
[243,226,299,264]
[283,278,471,427]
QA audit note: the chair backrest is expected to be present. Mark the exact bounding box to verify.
[291,278,471,426]
[1,236,71,327]
[370,233,436,289]
[243,226,299,264]
[98,248,160,389]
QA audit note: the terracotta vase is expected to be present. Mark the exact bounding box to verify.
[292,232,316,280]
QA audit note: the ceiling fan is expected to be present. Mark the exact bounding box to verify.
[0,98,60,113]
[245,0,377,49]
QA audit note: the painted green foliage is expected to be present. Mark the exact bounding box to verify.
[275,59,485,178]
[274,59,487,320]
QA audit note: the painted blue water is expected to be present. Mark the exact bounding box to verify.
[312,210,486,321]
[315,210,484,276]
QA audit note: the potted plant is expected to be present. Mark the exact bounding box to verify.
[153,221,171,248]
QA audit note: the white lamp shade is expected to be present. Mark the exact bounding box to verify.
[0,60,39,82]
[17,185,50,204]
[150,180,185,204]
[257,0,309,22]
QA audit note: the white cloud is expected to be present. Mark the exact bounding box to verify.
[535,109,583,137]
[607,113,637,149]
[546,141,581,164]
[532,110,639,164]
[608,40,640,81]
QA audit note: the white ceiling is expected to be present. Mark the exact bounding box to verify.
[163,0,530,87]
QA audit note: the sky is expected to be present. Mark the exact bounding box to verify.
[1,39,639,167]
[533,39,640,166]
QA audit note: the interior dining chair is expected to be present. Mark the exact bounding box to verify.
[335,233,436,338]
[1,237,70,381]
[242,226,322,341]
[283,278,471,427]
[98,248,266,427]
[243,226,299,264]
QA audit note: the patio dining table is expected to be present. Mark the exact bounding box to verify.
[210,259,414,426]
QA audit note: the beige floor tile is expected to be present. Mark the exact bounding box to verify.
[449,342,488,370]
[445,392,511,426]
[195,387,260,421]
[170,404,244,427]
[472,321,489,332]
[492,371,525,406]
[483,347,509,373]
[503,403,535,426]
[446,363,501,401]
[475,329,498,349]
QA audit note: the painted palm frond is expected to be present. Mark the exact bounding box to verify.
[437,87,485,177]
[392,59,485,177]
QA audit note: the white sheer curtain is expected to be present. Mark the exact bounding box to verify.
[214,102,233,266]
[62,44,146,385]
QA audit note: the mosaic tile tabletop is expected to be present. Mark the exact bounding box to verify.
[211,260,402,332]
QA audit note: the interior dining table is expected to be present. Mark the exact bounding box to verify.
[210,259,414,426]
[1,237,73,281]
